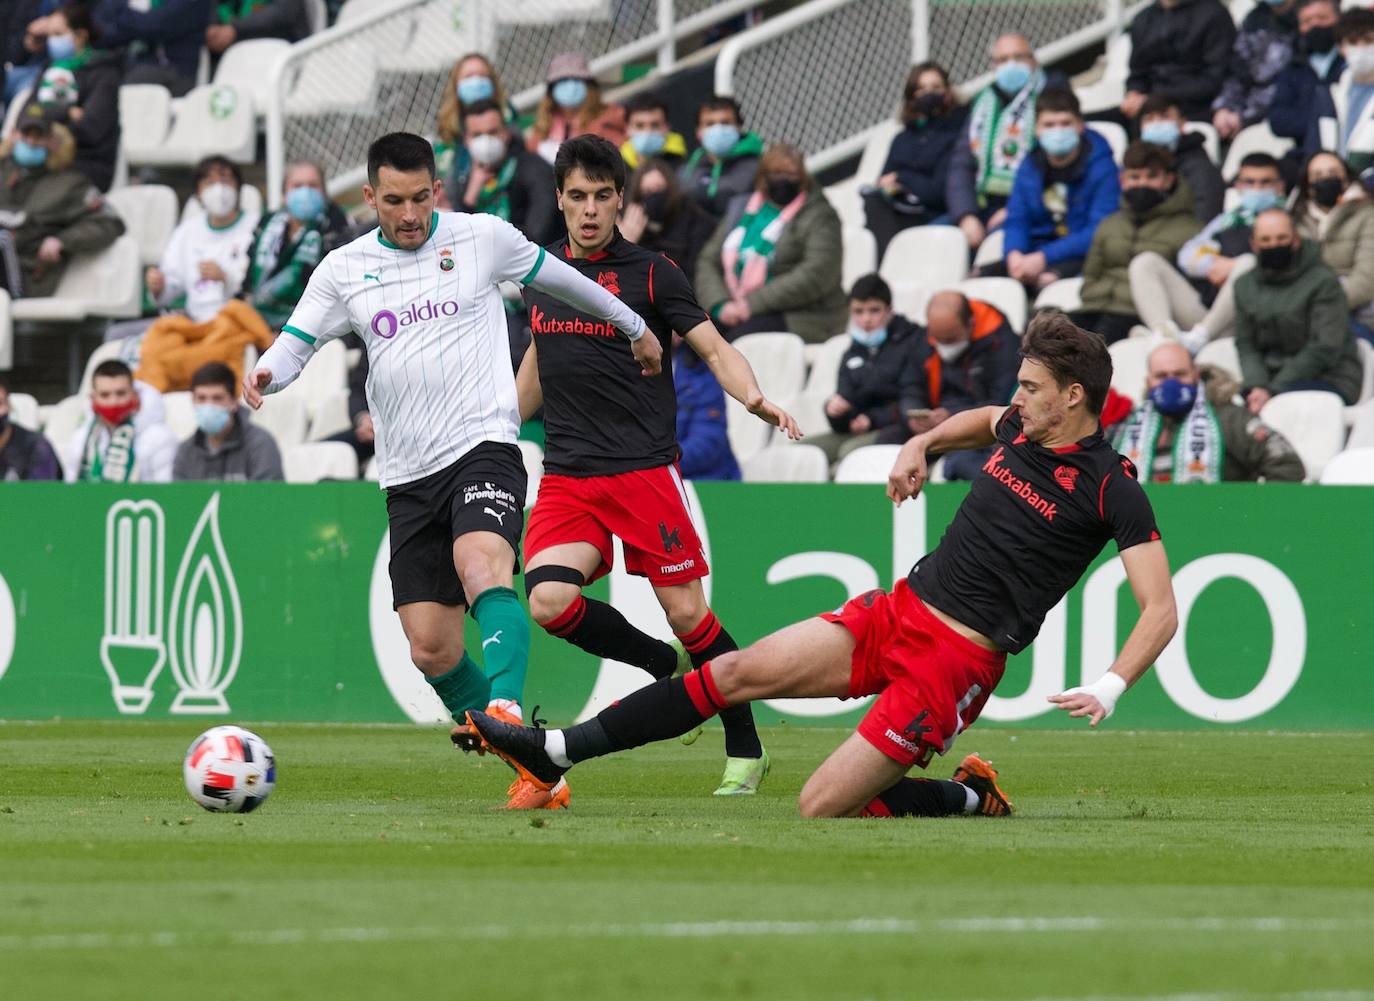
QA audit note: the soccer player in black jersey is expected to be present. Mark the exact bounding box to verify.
[467,312,1180,818]
[470,135,799,797]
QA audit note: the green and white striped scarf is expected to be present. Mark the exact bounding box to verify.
[1114,393,1224,484]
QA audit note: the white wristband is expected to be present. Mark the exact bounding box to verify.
[1063,672,1128,718]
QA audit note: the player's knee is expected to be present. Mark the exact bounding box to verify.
[528,582,581,627]
[706,649,755,703]
[409,636,461,677]
[797,780,846,819]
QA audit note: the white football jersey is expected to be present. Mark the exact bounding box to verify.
[282,212,544,488]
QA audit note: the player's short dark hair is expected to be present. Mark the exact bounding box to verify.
[1338,7,1374,42]
[1020,310,1111,416]
[193,155,243,191]
[696,95,743,126]
[1123,141,1174,173]
[1034,87,1081,120]
[554,134,627,192]
[1139,93,1180,119]
[848,273,891,305]
[367,132,435,186]
[91,359,133,383]
[190,361,237,396]
[625,93,669,119]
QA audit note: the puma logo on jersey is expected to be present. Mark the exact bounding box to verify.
[482,630,503,649]
[364,271,383,284]
[483,507,507,526]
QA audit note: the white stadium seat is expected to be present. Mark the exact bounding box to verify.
[212,39,291,117]
[274,338,348,439]
[727,332,806,463]
[1073,33,1131,114]
[1108,336,1155,407]
[741,443,830,483]
[1033,276,1083,314]
[41,394,88,456]
[132,84,257,167]
[1195,337,1242,385]
[1358,340,1374,404]
[105,185,181,269]
[0,290,11,371]
[518,440,543,507]
[972,227,1003,272]
[1319,447,1374,484]
[957,276,1028,334]
[841,225,878,291]
[1260,390,1347,482]
[1221,122,1293,179]
[1184,122,1222,166]
[833,443,902,484]
[822,120,902,232]
[1349,400,1374,448]
[880,225,968,290]
[283,441,359,483]
[887,279,929,321]
[254,391,310,450]
[119,84,173,165]
[161,391,196,441]
[7,392,39,430]
[791,333,851,437]
[1087,121,1127,164]
[304,0,327,33]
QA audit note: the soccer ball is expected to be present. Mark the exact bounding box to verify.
[183,725,276,813]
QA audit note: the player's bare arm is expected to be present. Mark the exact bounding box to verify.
[516,342,542,422]
[1049,540,1178,727]
[682,319,801,440]
[887,405,1003,504]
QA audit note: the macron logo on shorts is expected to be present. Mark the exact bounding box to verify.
[982,446,1058,522]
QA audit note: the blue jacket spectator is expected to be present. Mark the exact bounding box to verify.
[1269,0,1344,156]
[94,0,212,96]
[673,343,740,481]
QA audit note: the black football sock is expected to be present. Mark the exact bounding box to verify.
[544,594,678,679]
[677,611,763,759]
[860,778,970,818]
[562,666,727,763]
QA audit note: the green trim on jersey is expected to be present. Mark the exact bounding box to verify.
[377,212,440,250]
[520,246,546,285]
[207,210,246,232]
[283,324,316,345]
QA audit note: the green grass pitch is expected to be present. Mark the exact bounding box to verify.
[2,721,1371,1001]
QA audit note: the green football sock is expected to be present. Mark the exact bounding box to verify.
[470,586,531,704]
[425,654,491,722]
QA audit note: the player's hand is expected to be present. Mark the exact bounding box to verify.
[886,439,929,504]
[748,394,802,440]
[631,331,662,376]
[1047,688,1109,727]
[243,368,271,409]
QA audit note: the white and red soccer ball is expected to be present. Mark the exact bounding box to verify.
[183,725,276,813]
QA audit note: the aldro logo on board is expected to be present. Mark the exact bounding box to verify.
[101,493,243,715]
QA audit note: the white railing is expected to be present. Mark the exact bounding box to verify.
[265,0,762,207]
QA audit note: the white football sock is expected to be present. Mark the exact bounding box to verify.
[487,698,522,722]
[960,783,980,814]
[544,729,572,768]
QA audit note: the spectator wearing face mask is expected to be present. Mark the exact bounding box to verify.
[679,95,764,220]
[1130,152,1287,352]
[455,100,559,246]
[65,359,177,482]
[618,159,716,279]
[4,0,64,106]
[1235,207,1363,410]
[435,52,519,202]
[238,161,335,332]
[862,61,967,260]
[1073,143,1202,344]
[1210,0,1300,143]
[1114,341,1304,482]
[696,143,846,343]
[1270,0,1344,159]
[526,52,625,165]
[946,33,1068,250]
[1139,94,1225,222]
[620,93,687,171]
[93,0,214,97]
[1294,151,1374,342]
[982,88,1120,291]
[173,361,282,481]
[1310,9,1374,174]
[1120,0,1237,124]
[0,375,63,480]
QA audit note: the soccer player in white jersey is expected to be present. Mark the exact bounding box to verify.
[243,133,660,810]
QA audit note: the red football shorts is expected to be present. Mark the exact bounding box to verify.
[820,580,1007,768]
[525,464,710,587]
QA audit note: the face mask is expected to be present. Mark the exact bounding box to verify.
[1345,44,1374,77]
[1303,26,1336,55]
[1140,120,1181,150]
[1258,243,1296,270]
[914,92,946,117]
[1311,176,1345,209]
[935,340,969,363]
[200,182,238,217]
[1148,377,1198,417]
[1124,186,1167,214]
[641,191,671,222]
[849,323,887,348]
[1038,126,1080,159]
[12,139,48,169]
[766,178,802,205]
[93,399,138,426]
[457,74,494,104]
[994,60,1033,95]
[551,78,588,110]
[195,403,233,436]
[700,123,740,158]
[630,130,667,157]
[1239,188,1282,214]
[467,133,507,167]
[285,185,326,222]
[46,33,78,61]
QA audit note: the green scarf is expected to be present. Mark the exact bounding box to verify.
[473,156,519,222]
[1114,394,1224,484]
[216,0,267,23]
[967,71,1045,201]
[80,419,137,483]
[683,131,764,198]
[247,210,324,330]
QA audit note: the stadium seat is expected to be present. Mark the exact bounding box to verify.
[887,279,929,321]
[11,235,141,323]
[40,393,88,456]
[0,291,11,371]
[956,277,1028,334]
[1221,122,1293,178]
[303,0,327,32]
[822,120,902,232]
[841,225,878,291]
[275,338,348,439]
[791,333,850,437]
[181,182,264,223]
[105,185,181,269]
[741,443,829,483]
[1033,276,1083,314]
[283,441,359,483]
[213,39,291,119]
[119,84,173,165]
[132,84,257,167]
[1073,33,1132,114]
[1260,390,1347,482]
[1195,336,1241,385]
[728,332,806,462]
[1087,121,1127,164]
[1319,446,1374,484]
[518,440,543,507]
[7,392,39,431]
[1184,122,1222,166]
[363,456,379,481]
[833,443,902,483]
[971,228,1003,272]
[161,390,196,440]
[880,225,968,289]
[1359,339,1374,404]
[255,391,309,450]
[1349,399,1374,447]
[1108,336,1154,406]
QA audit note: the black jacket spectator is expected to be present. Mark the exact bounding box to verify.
[1175,130,1226,221]
[218,0,311,42]
[634,195,716,281]
[94,0,212,96]
[901,301,1021,416]
[453,134,560,246]
[23,47,123,192]
[1270,47,1345,156]
[880,108,966,214]
[1127,0,1238,121]
[827,313,923,433]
